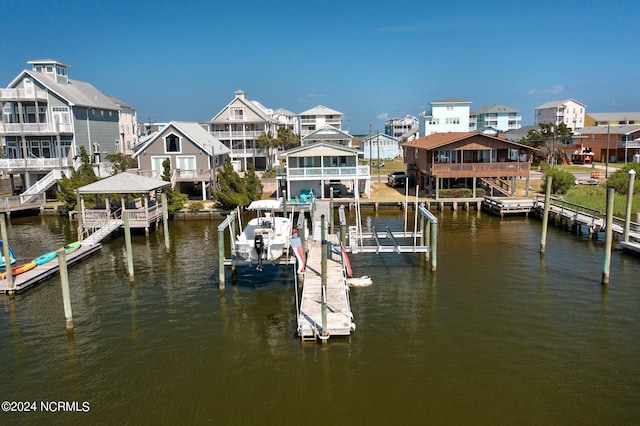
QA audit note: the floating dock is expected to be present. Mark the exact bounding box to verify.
[297,234,353,341]
[0,244,102,294]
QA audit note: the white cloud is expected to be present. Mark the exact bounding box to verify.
[528,85,565,95]
[377,112,389,120]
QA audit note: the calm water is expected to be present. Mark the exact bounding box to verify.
[1,209,639,425]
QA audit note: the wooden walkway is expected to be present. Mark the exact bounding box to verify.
[298,234,353,341]
[0,244,102,293]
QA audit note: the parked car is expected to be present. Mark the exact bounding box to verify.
[387,171,408,187]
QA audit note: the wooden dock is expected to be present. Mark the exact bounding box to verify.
[482,197,535,216]
[0,244,102,294]
[298,234,354,341]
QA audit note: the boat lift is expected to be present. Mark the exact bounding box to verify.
[337,203,438,271]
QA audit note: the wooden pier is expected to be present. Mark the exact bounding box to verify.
[0,244,102,294]
[297,234,353,341]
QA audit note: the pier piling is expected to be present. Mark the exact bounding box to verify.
[124,213,135,283]
[1,214,13,293]
[57,248,73,330]
[602,188,614,285]
[540,176,553,254]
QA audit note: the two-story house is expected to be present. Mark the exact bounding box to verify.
[402,132,533,199]
[110,96,138,155]
[419,98,472,137]
[535,99,586,131]
[299,105,343,137]
[572,125,640,163]
[384,115,419,140]
[469,104,521,132]
[584,112,640,127]
[132,121,230,200]
[208,90,278,171]
[277,142,370,201]
[301,125,353,147]
[272,108,299,134]
[0,59,122,195]
[359,132,400,160]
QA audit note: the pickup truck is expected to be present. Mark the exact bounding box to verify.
[387,171,408,187]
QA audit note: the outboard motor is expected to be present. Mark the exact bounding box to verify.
[254,233,265,271]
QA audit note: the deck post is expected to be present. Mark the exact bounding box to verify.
[540,176,553,254]
[56,248,73,331]
[218,228,225,290]
[329,190,334,234]
[419,209,425,248]
[161,192,170,253]
[430,218,437,272]
[123,213,135,283]
[1,213,14,292]
[602,188,614,285]
[230,213,237,284]
[623,169,636,242]
[321,215,328,340]
[76,191,83,241]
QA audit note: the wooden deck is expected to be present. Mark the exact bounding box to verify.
[0,244,102,293]
[298,234,353,341]
[482,197,535,216]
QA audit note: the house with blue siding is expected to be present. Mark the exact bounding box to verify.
[359,132,401,160]
[0,59,123,195]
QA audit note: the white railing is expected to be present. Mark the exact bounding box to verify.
[0,122,73,134]
[0,192,46,212]
[0,157,70,170]
[0,88,48,101]
[210,130,265,139]
[173,169,213,181]
[22,169,63,196]
[286,166,370,178]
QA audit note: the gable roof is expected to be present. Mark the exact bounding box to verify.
[78,172,170,194]
[431,98,472,104]
[9,69,118,110]
[132,121,230,158]
[209,90,275,123]
[284,141,359,158]
[574,125,640,136]
[302,124,352,141]
[360,133,398,143]
[535,98,586,110]
[401,132,534,151]
[299,105,342,116]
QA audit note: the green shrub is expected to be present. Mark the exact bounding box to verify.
[542,168,575,195]
[605,163,640,195]
[188,201,205,211]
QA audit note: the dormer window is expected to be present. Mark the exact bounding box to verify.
[45,65,53,73]
[165,134,181,153]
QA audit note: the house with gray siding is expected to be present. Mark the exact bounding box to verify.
[0,59,122,195]
[132,121,230,199]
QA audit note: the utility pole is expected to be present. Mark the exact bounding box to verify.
[606,123,610,178]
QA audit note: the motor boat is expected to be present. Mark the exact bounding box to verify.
[235,200,292,266]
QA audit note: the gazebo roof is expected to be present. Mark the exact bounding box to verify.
[77,172,170,194]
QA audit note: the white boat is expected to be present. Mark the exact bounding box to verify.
[235,200,292,264]
[346,276,373,288]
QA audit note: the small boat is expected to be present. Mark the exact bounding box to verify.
[0,240,16,271]
[235,200,292,265]
[0,261,37,280]
[31,251,57,266]
[64,241,81,254]
[347,276,373,288]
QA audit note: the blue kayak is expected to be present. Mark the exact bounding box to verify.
[0,240,16,271]
[31,251,57,266]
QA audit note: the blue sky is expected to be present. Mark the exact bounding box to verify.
[2,0,639,135]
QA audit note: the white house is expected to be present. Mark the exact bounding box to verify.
[301,125,353,147]
[277,142,370,201]
[359,132,400,160]
[535,98,586,131]
[384,115,419,140]
[419,98,472,136]
[299,105,343,136]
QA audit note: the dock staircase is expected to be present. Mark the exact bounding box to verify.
[81,209,124,246]
[479,177,512,197]
[21,169,64,201]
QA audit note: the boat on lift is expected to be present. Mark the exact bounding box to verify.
[235,199,292,267]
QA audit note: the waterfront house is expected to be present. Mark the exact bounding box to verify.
[301,125,353,148]
[535,99,586,131]
[132,121,230,200]
[208,90,278,171]
[299,105,343,137]
[0,59,124,197]
[277,142,370,201]
[401,132,534,198]
[359,133,400,160]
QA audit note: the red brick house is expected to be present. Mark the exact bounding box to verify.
[401,132,534,198]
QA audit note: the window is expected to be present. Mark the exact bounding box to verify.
[38,106,47,123]
[231,107,244,120]
[45,65,53,73]
[42,141,51,158]
[29,140,41,157]
[165,134,180,152]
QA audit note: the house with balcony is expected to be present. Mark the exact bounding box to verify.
[0,59,122,196]
[384,115,419,140]
[277,142,370,201]
[359,133,400,160]
[535,99,585,131]
[572,125,640,163]
[469,104,521,132]
[208,90,278,171]
[299,105,343,137]
[272,108,299,134]
[401,132,534,199]
[132,121,230,200]
[301,125,353,147]
[419,98,472,137]
[110,96,138,155]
